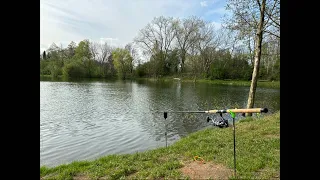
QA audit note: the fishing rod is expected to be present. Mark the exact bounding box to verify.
[160,107,268,178]
[158,107,268,114]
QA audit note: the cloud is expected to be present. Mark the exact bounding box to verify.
[200,1,208,7]
[40,0,227,53]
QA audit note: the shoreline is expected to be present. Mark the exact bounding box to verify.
[40,75,280,89]
[41,111,280,179]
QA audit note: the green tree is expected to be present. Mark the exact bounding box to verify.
[40,60,50,75]
[62,61,85,78]
[66,41,77,58]
[112,48,133,79]
[74,40,92,61]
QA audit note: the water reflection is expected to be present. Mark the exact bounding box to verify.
[40,79,279,167]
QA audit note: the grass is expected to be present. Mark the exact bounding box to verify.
[138,77,280,89]
[194,79,279,89]
[41,74,280,89]
[40,111,280,180]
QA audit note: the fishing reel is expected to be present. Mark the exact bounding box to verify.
[206,113,229,128]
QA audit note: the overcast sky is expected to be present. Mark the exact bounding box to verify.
[40,0,227,53]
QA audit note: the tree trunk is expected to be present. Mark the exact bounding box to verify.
[246,0,266,116]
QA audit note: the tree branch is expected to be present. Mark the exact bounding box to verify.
[263,29,280,39]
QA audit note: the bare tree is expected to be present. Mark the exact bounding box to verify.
[47,43,60,59]
[225,0,278,116]
[264,0,280,39]
[89,41,99,61]
[260,36,280,76]
[99,42,112,63]
[92,42,113,77]
[174,16,205,72]
[245,0,267,116]
[195,22,220,78]
[185,43,202,82]
[125,43,138,73]
[134,16,178,76]
[224,0,279,66]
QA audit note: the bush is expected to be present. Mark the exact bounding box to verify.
[62,62,85,78]
[40,60,51,75]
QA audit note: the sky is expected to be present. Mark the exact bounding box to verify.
[40,0,228,53]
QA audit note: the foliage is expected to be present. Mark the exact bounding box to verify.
[62,61,86,78]
[112,48,134,79]
[40,60,51,75]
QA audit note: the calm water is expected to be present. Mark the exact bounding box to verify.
[40,78,280,167]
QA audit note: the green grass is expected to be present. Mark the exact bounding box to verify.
[138,77,280,89]
[40,111,280,180]
[195,79,279,89]
[41,74,279,89]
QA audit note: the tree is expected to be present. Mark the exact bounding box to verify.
[73,40,96,77]
[94,42,114,77]
[74,40,92,61]
[195,22,220,78]
[246,0,266,116]
[185,43,202,82]
[89,41,99,61]
[47,43,60,60]
[67,41,77,58]
[134,16,178,77]
[106,54,116,77]
[264,0,280,39]
[225,0,279,116]
[174,16,205,72]
[165,48,180,74]
[112,48,133,79]
[201,46,218,78]
[125,43,138,74]
[98,42,113,63]
[259,37,279,80]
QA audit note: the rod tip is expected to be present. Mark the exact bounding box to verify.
[261,108,268,113]
[164,112,168,119]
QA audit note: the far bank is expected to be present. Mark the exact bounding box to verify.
[40,75,279,89]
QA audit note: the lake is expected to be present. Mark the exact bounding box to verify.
[40,78,280,167]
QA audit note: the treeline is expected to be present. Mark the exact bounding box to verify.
[40,40,131,79]
[40,7,279,81]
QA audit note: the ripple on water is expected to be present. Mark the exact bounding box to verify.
[40,80,279,167]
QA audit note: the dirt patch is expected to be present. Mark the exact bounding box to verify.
[180,161,233,179]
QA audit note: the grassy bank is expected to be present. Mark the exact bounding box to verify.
[40,111,280,180]
[138,77,280,89]
[41,74,279,89]
[193,79,279,89]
